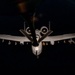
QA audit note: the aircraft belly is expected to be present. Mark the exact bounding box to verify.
[32,42,42,56]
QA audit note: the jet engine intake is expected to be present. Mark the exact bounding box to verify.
[40,26,48,34]
[26,27,31,35]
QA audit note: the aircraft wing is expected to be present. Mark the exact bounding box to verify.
[42,33,75,42]
[0,34,30,43]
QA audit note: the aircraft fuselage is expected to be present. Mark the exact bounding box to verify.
[32,42,42,56]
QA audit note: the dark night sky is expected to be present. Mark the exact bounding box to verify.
[0,0,75,34]
[0,0,75,72]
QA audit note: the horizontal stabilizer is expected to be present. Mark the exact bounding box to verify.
[19,29,33,42]
[38,30,53,43]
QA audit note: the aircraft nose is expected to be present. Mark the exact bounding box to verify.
[35,47,39,51]
[32,46,42,56]
[35,50,40,56]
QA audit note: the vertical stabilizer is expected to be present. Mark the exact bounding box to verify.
[24,21,25,31]
[49,21,50,31]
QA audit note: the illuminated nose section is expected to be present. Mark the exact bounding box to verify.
[32,43,42,56]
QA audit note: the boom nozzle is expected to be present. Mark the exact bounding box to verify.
[36,51,39,59]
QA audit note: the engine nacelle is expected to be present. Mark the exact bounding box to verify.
[26,27,31,35]
[40,26,48,34]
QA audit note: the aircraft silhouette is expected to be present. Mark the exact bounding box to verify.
[0,21,75,58]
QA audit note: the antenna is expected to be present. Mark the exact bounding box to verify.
[49,21,50,31]
[24,21,25,31]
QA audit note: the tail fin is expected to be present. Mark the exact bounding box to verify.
[49,21,50,31]
[19,21,33,42]
[24,21,25,31]
[20,21,26,36]
[38,21,53,43]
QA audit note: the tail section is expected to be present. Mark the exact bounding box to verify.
[19,21,33,42]
[19,29,33,42]
[20,21,26,35]
[24,21,25,31]
[38,21,53,43]
[38,30,53,43]
[49,21,50,31]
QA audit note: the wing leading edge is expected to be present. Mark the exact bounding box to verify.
[0,33,75,44]
[0,34,30,43]
[42,33,75,42]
